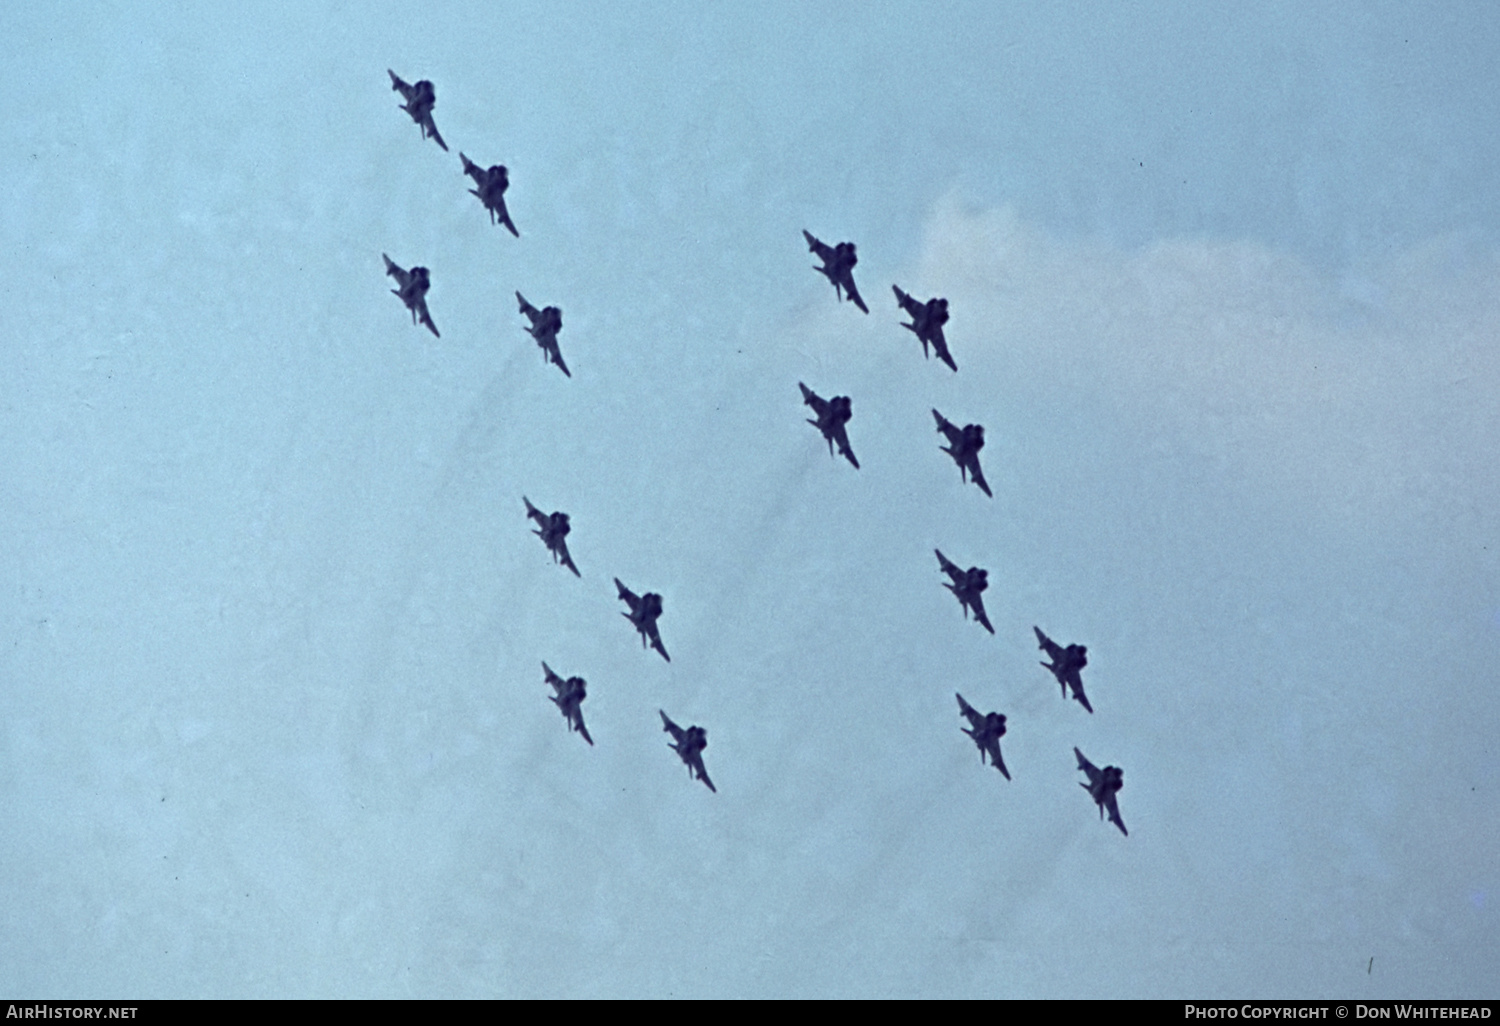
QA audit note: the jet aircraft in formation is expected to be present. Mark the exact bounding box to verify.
[1035,626,1092,713]
[543,662,592,746]
[1075,747,1127,835]
[524,497,580,576]
[932,409,991,497]
[388,69,447,151]
[893,286,956,372]
[803,230,868,313]
[956,693,1010,779]
[460,153,519,236]
[936,549,994,634]
[374,73,1141,818]
[383,254,439,337]
[660,711,715,792]
[616,578,669,661]
[799,382,859,469]
[516,292,570,377]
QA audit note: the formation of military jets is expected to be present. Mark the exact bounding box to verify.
[380,69,1128,827]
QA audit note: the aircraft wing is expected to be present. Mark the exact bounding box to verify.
[1067,672,1094,713]
[542,661,565,693]
[523,497,548,530]
[929,328,958,372]
[987,741,1011,780]
[496,201,519,237]
[831,423,859,469]
[659,710,685,745]
[647,626,670,663]
[691,755,716,793]
[955,693,984,732]
[966,456,993,497]
[893,284,923,320]
[1104,794,1127,835]
[970,594,996,634]
[423,117,448,151]
[388,69,414,100]
[573,712,594,746]
[841,274,869,314]
[1075,747,1103,789]
[932,409,962,448]
[615,578,641,614]
[803,229,835,264]
[382,254,409,289]
[546,339,571,377]
[799,382,827,417]
[460,152,484,186]
[415,298,439,338]
[555,540,581,577]
[935,549,963,585]
[516,291,540,325]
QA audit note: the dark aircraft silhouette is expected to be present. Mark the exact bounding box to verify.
[523,497,579,576]
[798,382,859,469]
[932,409,991,497]
[616,578,669,661]
[387,69,447,151]
[660,710,715,792]
[383,254,439,337]
[803,230,868,313]
[893,285,956,371]
[516,292,569,377]
[935,549,994,634]
[956,693,1010,779]
[1075,747,1127,836]
[543,662,592,745]
[1034,626,1092,713]
[460,153,519,236]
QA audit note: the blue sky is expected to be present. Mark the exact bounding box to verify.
[2,0,1497,997]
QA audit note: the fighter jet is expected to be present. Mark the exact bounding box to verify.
[660,710,715,792]
[460,153,519,236]
[387,69,448,151]
[932,409,991,497]
[798,382,859,469]
[615,578,669,661]
[1075,747,1127,836]
[956,693,1010,779]
[1034,626,1092,713]
[893,285,956,372]
[383,254,439,337]
[803,230,868,313]
[516,292,569,377]
[543,662,593,745]
[936,549,994,634]
[523,497,580,576]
